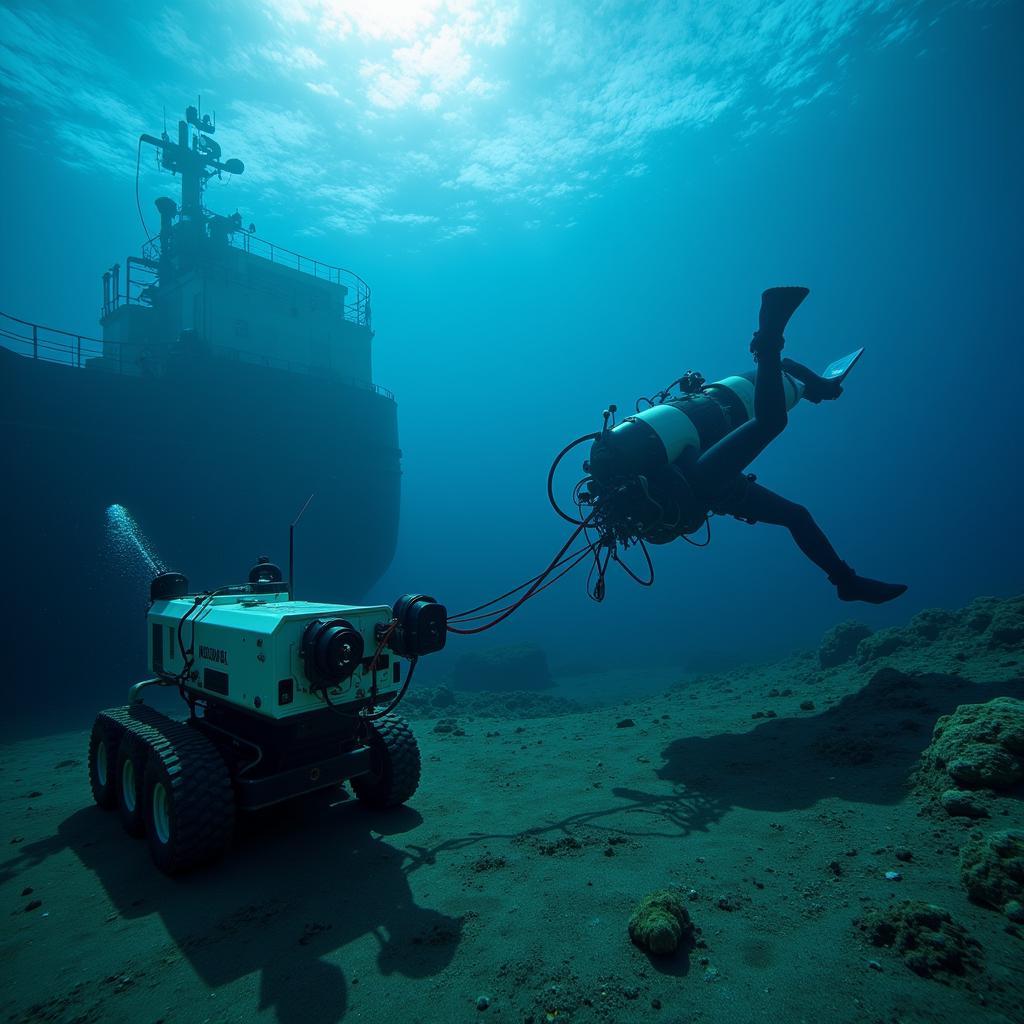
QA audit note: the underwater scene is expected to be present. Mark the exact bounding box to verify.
[1,1,1022,1022]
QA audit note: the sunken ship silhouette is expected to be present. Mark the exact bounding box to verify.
[0,104,401,734]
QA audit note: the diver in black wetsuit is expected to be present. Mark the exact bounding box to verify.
[668,286,907,604]
[586,286,906,604]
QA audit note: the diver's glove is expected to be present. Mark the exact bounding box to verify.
[750,286,810,357]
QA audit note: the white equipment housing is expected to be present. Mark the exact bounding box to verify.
[148,590,401,720]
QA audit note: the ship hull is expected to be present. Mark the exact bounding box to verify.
[0,348,401,737]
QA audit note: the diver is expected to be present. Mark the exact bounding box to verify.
[587,287,907,604]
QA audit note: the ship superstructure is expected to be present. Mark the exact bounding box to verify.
[0,103,402,736]
[99,103,376,386]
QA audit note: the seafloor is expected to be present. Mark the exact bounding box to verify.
[2,596,1022,1024]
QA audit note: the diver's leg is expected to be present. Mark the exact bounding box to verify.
[719,479,908,604]
[688,287,808,496]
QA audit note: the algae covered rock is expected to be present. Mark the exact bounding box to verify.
[856,628,910,664]
[940,788,991,819]
[819,620,873,668]
[987,597,1024,649]
[919,697,1024,795]
[959,829,1024,915]
[451,644,554,692]
[856,901,981,978]
[628,889,693,955]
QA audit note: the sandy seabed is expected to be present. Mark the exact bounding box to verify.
[2,599,1022,1024]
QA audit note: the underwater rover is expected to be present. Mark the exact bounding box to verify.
[88,559,446,874]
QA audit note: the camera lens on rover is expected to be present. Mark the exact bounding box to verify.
[314,621,364,681]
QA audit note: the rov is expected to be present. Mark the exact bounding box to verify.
[88,558,446,875]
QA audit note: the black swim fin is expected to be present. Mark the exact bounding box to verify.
[751,286,810,356]
[829,561,908,604]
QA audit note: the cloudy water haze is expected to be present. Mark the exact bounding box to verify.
[2,4,1024,1024]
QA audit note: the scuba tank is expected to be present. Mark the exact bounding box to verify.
[585,369,805,542]
[588,369,805,484]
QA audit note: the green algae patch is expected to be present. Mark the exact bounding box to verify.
[856,901,982,979]
[960,829,1024,916]
[628,889,693,956]
[915,697,1024,808]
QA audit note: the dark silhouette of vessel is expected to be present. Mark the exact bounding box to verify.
[0,103,401,735]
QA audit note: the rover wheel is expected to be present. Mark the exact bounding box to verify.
[116,735,149,837]
[142,723,235,875]
[350,714,421,809]
[88,714,123,810]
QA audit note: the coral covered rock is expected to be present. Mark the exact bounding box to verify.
[918,697,1024,795]
[856,901,981,978]
[850,594,1023,673]
[628,889,693,955]
[987,598,1024,649]
[959,829,1024,915]
[819,620,873,668]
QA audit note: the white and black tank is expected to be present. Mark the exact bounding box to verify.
[588,369,805,483]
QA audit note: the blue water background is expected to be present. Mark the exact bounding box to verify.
[2,0,1021,683]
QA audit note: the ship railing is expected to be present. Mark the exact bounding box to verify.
[130,234,372,328]
[0,311,104,368]
[0,312,395,400]
[228,233,373,328]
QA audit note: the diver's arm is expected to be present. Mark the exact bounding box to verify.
[781,357,842,403]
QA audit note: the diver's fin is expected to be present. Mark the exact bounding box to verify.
[758,286,810,337]
[821,347,864,383]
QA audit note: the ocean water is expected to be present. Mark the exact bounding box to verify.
[1,3,1022,1023]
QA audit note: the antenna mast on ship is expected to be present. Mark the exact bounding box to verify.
[140,100,245,224]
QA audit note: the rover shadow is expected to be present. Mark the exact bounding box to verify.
[657,667,1023,811]
[20,792,461,1024]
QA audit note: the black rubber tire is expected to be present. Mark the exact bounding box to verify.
[116,735,148,837]
[350,714,421,808]
[88,713,124,809]
[142,719,236,876]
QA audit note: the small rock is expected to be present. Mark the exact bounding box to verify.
[767,688,781,698]
[20,887,33,896]
[476,995,490,1011]
[617,718,636,728]
[703,967,721,982]
[894,848,914,863]
[800,700,815,711]
[828,861,843,877]
[24,899,42,912]
[867,959,882,972]
[764,710,778,719]
[651,998,662,1009]
[885,871,903,882]
[751,711,765,719]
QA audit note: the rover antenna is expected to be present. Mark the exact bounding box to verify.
[289,493,315,600]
